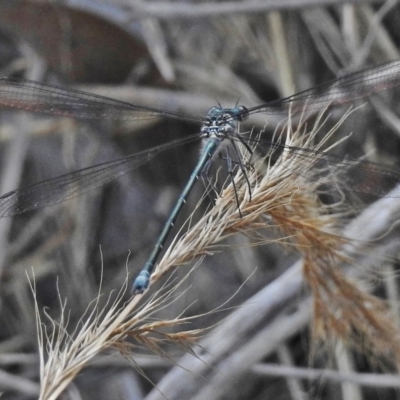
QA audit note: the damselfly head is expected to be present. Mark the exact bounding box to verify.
[205,105,249,121]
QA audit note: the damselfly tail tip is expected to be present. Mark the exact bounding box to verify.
[131,270,150,294]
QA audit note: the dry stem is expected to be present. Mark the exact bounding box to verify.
[35,106,400,398]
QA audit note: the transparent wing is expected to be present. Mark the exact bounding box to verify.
[0,134,200,217]
[0,78,202,122]
[247,138,400,198]
[248,59,400,115]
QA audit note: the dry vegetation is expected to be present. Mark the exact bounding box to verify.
[1,1,400,400]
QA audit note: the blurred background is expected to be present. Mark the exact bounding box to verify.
[1,0,400,399]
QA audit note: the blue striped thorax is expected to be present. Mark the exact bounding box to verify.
[200,106,249,138]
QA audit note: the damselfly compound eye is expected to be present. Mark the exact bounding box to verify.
[237,105,249,121]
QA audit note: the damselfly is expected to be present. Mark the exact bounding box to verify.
[0,59,400,292]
